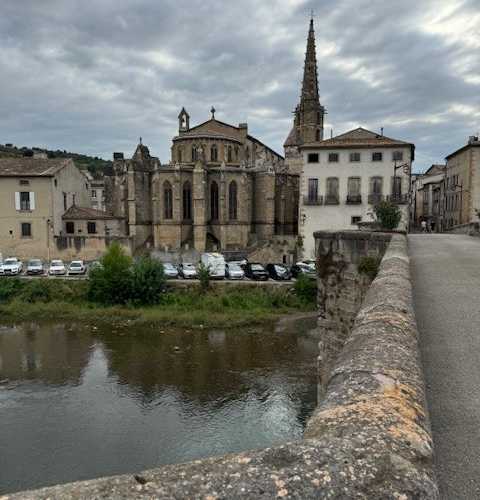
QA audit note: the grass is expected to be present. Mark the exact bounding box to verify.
[0,280,316,329]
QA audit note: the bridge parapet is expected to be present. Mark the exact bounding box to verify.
[7,234,438,499]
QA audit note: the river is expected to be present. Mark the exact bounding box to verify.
[0,316,318,494]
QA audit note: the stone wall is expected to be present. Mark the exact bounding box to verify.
[314,230,392,391]
[8,234,438,499]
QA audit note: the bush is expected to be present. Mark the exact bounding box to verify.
[374,200,401,230]
[0,279,24,303]
[294,274,317,305]
[130,257,166,305]
[88,242,133,305]
[197,262,210,292]
[358,256,381,281]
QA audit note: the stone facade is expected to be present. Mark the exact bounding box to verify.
[105,111,299,256]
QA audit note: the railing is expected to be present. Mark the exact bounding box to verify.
[303,195,323,206]
[346,195,362,205]
[324,195,340,205]
[387,194,409,205]
[368,194,384,205]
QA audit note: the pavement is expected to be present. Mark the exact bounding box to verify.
[409,234,480,500]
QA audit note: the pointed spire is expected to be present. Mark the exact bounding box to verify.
[301,16,319,103]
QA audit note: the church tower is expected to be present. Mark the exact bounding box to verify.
[284,18,325,149]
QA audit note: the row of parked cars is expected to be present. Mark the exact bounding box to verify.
[0,257,89,276]
[161,255,317,281]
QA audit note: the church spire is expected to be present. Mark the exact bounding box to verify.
[301,17,319,104]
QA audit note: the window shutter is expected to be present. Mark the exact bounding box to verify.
[30,192,35,210]
[15,192,20,210]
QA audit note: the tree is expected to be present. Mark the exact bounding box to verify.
[130,257,166,305]
[374,200,402,230]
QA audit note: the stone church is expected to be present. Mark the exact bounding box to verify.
[104,109,299,255]
[102,19,323,258]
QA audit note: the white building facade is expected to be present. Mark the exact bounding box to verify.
[299,128,414,258]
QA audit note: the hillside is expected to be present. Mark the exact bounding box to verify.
[0,143,111,177]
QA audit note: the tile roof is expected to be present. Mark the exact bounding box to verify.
[62,205,120,220]
[0,158,72,177]
[300,127,414,149]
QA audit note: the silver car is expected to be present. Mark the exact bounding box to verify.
[26,259,44,275]
[68,260,86,275]
[226,262,245,280]
[163,262,179,279]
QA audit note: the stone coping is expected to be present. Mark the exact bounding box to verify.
[4,234,438,499]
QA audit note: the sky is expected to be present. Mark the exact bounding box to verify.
[0,0,479,172]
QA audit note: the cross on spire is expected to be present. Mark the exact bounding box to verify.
[211,106,216,119]
[139,137,142,145]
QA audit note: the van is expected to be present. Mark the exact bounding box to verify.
[200,253,226,279]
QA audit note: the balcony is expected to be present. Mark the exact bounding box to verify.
[324,195,340,205]
[303,195,323,206]
[346,194,362,205]
[387,194,409,205]
[368,194,384,205]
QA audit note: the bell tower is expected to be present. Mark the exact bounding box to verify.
[178,107,190,134]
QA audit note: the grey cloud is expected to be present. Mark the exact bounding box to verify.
[0,0,479,169]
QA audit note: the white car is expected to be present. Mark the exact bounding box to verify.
[26,259,44,275]
[163,262,179,279]
[68,260,86,275]
[179,263,197,279]
[226,262,245,280]
[0,257,23,276]
[49,260,66,276]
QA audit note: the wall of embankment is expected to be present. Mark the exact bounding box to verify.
[5,233,439,499]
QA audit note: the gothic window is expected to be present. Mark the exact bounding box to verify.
[316,129,320,141]
[234,146,239,161]
[163,181,173,219]
[229,181,238,220]
[183,181,192,220]
[211,144,218,162]
[178,146,183,163]
[227,146,233,163]
[210,181,219,221]
[192,145,198,162]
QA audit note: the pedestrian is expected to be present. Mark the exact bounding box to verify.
[421,220,427,233]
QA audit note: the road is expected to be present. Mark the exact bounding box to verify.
[409,234,480,500]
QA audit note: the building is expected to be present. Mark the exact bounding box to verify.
[411,164,445,231]
[105,110,299,259]
[443,135,480,230]
[84,171,106,212]
[0,158,90,259]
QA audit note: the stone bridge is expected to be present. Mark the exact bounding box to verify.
[5,233,478,499]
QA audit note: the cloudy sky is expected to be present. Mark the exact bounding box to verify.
[0,0,479,171]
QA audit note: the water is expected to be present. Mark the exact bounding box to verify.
[0,318,318,494]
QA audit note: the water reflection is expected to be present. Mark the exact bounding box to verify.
[0,319,318,494]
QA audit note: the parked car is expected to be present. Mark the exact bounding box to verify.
[0,257,22,276]
[49,260,66,276]
[68,260,87,275]
[179,262,197,279]
[266,263,292,281]
[291,262,316,279]
[163,262,179,279]
[26,259,44,275]
[225,261,245,280]
[0,257,23,276]
[243,262,269,281]
[200,253,226,279]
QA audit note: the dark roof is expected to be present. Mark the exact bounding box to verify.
[424,164,445,176]
[300,127,414,149]
[0,158,72,177]
[62,206,120,220]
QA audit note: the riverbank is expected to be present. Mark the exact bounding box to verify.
[0,280,316,329]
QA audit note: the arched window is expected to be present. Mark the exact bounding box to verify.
[177,146,183,163]
[211,144,218,162]
[210,181,219,221]
[163,181,173,219]
[234,146,239,161]
[192,145,198,162]
[316,129,321,141]
[245,146,250,164]
[183,181,192,220]
[229,180,238,220]
[227,146,233,163]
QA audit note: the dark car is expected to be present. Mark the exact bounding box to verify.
[291,262,316,279]
[266,263,291,281]
[242,262,269,281]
